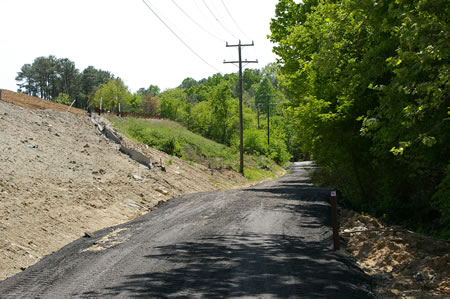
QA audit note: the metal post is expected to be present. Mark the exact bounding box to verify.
[330,191,340,250]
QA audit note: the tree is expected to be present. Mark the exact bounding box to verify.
[88,78,131,110]
[80,66,114,108]
[255,77,276,115]
[142,93,160,115]
[16,64,37,96]
[208,81,238,145]
[270,0,450,235]
[179,77,197,90]
[159,88,186,120]
[55,58,80,102]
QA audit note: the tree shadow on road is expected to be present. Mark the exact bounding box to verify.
[81,172,372,298]
[88,234,370,298]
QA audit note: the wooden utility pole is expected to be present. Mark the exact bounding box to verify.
[267,95,270,146]
[224,41,257,175]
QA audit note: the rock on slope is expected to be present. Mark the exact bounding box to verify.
[0,100,246,280]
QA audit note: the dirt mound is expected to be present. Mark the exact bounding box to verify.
[0,89,86,115]
[340,209,450,298]
[0,99,247,280]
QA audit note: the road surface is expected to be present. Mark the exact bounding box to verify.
[0,162,372,298]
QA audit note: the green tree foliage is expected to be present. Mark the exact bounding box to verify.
[16,56,114,109]
[208,81,239,145]
[270,0,449,235]
[159,88,186,120]
[79,66,114,108]
[53,93,71,105]
[88,78,132,110]
[156,71,292,166]
[255,77,276,114]
[141,93,160,115]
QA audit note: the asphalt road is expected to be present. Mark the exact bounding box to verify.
[0,162,372,298]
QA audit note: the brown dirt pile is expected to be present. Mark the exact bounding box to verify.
[340,209,450,298]
[0,97,248,280]
[0,89,86,115]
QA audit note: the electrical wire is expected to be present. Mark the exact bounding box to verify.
[220,0,251,41]
[142,0,220,73]
[170,0,224,42]
[201,0,239,40]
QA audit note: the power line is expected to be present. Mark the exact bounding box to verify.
[170,0,224,42]
[220,0,251,41]
[142,0,220,73]
[202,0,239,40]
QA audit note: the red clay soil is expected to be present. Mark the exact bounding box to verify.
[0,89,87,115]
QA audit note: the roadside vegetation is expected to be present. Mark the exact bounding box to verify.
[270,0,449,238]
[108,116,283,181]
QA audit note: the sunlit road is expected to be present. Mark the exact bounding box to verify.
[0,162,372,298]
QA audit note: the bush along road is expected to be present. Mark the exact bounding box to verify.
[0,162,372,298]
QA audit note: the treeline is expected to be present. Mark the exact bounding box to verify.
[270,0,449,236]
[108,66,293,165]
[16,55,114,109]
[15,56,293,165]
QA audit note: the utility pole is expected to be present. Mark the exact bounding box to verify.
[267,95,270,146]
[224,40,258,175]
[257,103,262,129]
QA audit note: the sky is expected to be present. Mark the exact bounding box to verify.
[0,0,279,93]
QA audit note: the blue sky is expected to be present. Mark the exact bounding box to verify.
[0,0,279,92]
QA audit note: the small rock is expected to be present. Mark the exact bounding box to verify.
[343,226,368,233]
[20,267,26,271]
[133,175,143,181]
[155,188,168,195]
[415,272,423,281]
[84,232,94,238]
[83,144,90,148]
[26,143,38,149]
[99,169,106,175]
[161,165,166,172]
[4,112,8,116]
[376,259,384,267]
[55,133,60,137]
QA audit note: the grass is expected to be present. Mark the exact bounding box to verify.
[107,116,283,180]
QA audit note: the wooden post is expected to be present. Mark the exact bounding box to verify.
[67,100,76,112]
[330,190,340,250]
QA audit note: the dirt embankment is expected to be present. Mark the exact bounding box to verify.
[0,92,247,280]
[0,89,86,115]
[340,209,450,298]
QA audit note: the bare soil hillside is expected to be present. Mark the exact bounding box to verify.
[0,95,248,280]
[0,89,86,115]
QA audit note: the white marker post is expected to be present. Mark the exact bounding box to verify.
[67,100,76,112]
